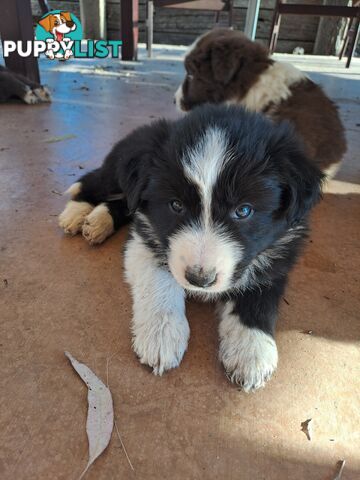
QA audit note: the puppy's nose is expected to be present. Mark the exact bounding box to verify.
[185,267,217,288]
[66,20,74,28]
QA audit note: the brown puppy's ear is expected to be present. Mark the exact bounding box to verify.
[62,11,72,22]
[211,39,243,85]
[38,15,52,32]
[211,36,270,85]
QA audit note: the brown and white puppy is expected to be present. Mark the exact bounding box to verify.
[175,29,346,176]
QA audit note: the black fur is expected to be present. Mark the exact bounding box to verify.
[0,65,50,104]
[71,104,324,340]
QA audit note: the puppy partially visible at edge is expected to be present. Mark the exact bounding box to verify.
[0,65,51,104]
[175,29,346,178]
[59,105,324,392]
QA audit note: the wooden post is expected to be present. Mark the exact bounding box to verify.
[147,1,154,58]
[79,0,107,40]
[244,0,261,40]
[121,0,139,61]
[313,0,349,55]
[269,1,282,54]
[0,0,40,83]
[346,17,360,68]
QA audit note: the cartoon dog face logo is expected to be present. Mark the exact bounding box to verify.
[38,12,77,60]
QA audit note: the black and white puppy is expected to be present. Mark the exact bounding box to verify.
[0,65,51,104]
[59,105,324,391]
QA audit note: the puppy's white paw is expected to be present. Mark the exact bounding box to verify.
[132,312,190,375]
[33,86,52,103]
[23,88,40,105]
[59,200,93,236]
[82,203,114,245]
[219,311,278,392]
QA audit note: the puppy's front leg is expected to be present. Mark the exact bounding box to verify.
[219,283,284,392]
[125,232,190,375]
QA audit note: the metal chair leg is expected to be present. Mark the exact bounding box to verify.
[339,17,352,60]
[346,17,360,68]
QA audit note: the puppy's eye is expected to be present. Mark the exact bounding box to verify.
[232,204,254,220]
[54,21,59,25]
[169,199,184,214]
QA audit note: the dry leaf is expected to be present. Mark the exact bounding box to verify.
[44,134,77,143]
[301,418,313,441]
[65,351,114,479]
[333,460,346,480]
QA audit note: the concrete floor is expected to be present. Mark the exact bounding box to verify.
[0,47,359,480]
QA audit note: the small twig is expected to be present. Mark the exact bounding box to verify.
[106,352,135,472]
[114,420,135,471]
[51,189,62,196]
[283,297,290,305]
[333,460,345,480]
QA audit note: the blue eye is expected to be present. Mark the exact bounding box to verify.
[232,204,254,219]
[169,199,184,214]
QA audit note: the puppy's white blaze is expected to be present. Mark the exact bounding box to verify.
[239,61,306,112]
[183,126,231,227]
[218,302,278,392]
[65,182,82,198]
[168,224,242,293]
[174,84,184,111]
[125,232,190,375]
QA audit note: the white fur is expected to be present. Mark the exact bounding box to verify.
[82,203,114,245]
[183,127,231,226]
[218,302,278,392]
[323,162,341,180]
[58,200,93,235]
[65,182,82,198]
[168,127,242,293]
[23,88,40,105]
[169,225,242,294]
[174,84,184,111]
[125,232,190,375]
[33,86,52,103]
[238,61,306,112]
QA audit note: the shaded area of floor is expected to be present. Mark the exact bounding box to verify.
[0,49,360,479]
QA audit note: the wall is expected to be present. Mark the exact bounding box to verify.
[31,0,322,53]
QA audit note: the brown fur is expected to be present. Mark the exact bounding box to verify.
[269,80,346,172]
[38,12,73,33]
[178,29,346,174]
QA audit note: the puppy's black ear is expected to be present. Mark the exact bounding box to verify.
[277,137,325,226]
[109,120,171,213]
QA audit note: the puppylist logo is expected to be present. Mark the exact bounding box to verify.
[3,10,122,61]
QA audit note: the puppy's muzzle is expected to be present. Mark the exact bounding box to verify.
[185,266,217,288]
